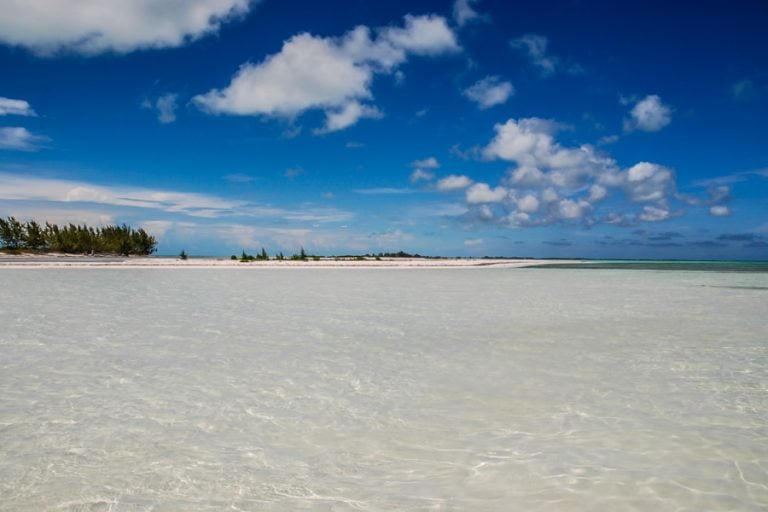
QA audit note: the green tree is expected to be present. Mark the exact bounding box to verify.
[24,220,45,250]
[0,217,24,249]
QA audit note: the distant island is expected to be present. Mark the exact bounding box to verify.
[0,217,157,256]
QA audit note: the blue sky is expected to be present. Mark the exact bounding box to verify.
[0,0,766,258]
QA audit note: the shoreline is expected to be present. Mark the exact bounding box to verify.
[0,254,582,269]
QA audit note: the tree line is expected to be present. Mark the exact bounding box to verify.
[0,217,157,255]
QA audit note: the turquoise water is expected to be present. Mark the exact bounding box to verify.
[1,267,767,511]
[532,259,768,272]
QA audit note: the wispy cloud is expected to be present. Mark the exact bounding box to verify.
[731,79,759,101]
[355,187,416,195]
[452,0,487,27]
[0,127,48,151]
[509,34,581,76]
[223,173,258,183]
[142,93,178,124]
[0,172,354,223]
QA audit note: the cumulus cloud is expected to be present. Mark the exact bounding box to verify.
[0,0,254,56]
[437,174,473,192]
[0,127,48,151]
[517,194,540,213]
[466,183,507,204]
[0,97,36,116]
[381,14,460,55]
[193,32,373,117]
[462,117,694,227]
[463,76,514,109]
[484,117,616,191]
[624,94,672,132]
[193,14,459,132]
[624,162,674,202]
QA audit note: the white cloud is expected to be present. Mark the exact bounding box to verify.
[509,34,557,76]
[317,101,382,134]
[557,199,591,220]
[731,79,758,101]
[193,14,459,132]
[464,238,483,246]
[461,117,691,228]
[709,205,731,216]
[143,93,179,124]
[141,220,174,237]
[355,187,415,195]
[380,14,460,56]
[517,194,540,213]
[453,0,484,27]
[410,169,435,183]
[484,118,615,190]
[437,174,473,192]
[0,97,36,116]
[624,162,674,202]
[0,172,354,223]
[509,34,583,77]
[412,157,440,169]
[466,183,507,204]
[588,184,607,202]
[0,206,114,227]
[155,93,178,124]
[624,94,672,132]
[0,0,253,56]
[0,127,47,151]
[283,167,304,179]
[410,157,439,183]
[368,229,415,247]
[193,32,372,117]
[638,205,672,222]
[463,76,514,109]
[224,173,257,183]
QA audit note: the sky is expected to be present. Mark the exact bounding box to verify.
[0,0,766,259]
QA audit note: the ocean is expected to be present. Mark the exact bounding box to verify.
[1,266,766,511]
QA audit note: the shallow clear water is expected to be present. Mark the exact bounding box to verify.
[1,268,766,511]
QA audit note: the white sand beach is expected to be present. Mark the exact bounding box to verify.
[0,254,580,269]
